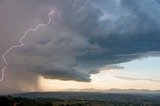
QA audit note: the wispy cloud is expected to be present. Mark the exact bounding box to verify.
[114,76,160,83]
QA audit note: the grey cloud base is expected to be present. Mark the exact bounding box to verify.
[8,0,160,82]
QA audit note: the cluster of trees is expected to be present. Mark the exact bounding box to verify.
[0,96,52,106]
[0,96,15,106]
[0,95,160,106]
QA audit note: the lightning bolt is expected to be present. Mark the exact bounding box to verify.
[0,10,54,81]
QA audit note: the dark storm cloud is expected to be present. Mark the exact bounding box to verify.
[7,0,160,82]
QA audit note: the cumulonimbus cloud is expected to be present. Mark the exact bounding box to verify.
[7,0,160,82]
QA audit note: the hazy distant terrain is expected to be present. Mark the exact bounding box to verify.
[11,92,160,101]
[0,92,160,106]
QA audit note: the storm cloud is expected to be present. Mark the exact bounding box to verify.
[5,0,160,82]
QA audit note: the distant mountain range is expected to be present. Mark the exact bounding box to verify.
[62,88,160,94]
[105,88,160,94]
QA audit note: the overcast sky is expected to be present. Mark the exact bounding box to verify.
[0,0,160,94]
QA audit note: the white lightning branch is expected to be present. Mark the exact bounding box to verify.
[0,10,54,81]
